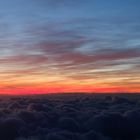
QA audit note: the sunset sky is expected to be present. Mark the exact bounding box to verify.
[0,0,140,94]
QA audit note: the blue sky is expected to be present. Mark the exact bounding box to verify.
[0,0,140,23]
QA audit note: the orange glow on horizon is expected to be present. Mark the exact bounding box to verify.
[0,70,140,95]
[0,84,139,95]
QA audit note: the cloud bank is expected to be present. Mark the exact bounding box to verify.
[0,94,140,140]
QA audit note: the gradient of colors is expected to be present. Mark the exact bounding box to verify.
[0,0,140,94]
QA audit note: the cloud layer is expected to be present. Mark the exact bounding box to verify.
[0,94,140,140]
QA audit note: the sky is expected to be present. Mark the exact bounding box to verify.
[0,0,140,94]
